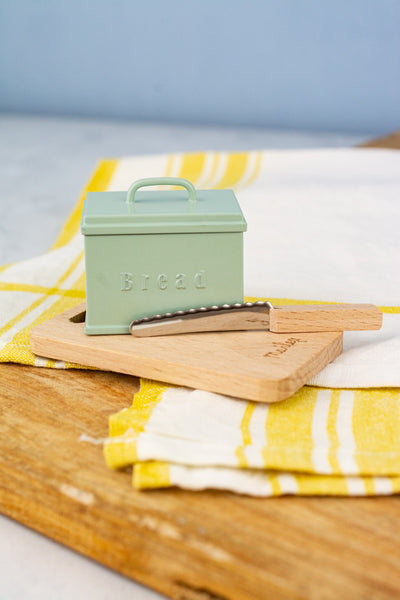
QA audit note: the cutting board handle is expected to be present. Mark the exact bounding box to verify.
[126,177,197,205]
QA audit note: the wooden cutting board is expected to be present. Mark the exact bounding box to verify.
[29,303,343,403]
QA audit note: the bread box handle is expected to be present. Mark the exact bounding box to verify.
[126,177,197,205]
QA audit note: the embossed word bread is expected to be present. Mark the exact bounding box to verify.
[81,177,247,334]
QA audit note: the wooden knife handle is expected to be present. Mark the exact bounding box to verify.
[269,304,383,333]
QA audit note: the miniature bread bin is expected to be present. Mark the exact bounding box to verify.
[81,177,247,334]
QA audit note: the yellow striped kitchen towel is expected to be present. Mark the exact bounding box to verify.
[1,149,399,496]
[104,380,400,496]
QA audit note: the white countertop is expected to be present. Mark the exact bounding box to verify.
[0,114,371,600]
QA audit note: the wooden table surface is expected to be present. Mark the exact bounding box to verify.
[0,131,399,600]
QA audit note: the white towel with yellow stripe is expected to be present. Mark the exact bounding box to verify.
[104,380,400,496]
[1,148,400,496]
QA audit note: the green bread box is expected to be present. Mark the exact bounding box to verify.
[81,177,247,335]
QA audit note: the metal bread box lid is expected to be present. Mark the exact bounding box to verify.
[81,177,247,235]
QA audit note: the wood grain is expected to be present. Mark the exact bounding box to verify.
[30,303,343,403]
[269,303,382,333]
[1,363,400,600]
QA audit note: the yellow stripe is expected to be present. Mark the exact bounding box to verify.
[214,152,249,189]
[103,430,139,469]
[363,478,375,495]
[243,151,263,187]
[19,289,84,345]
[0,255,85,365]
[262,386,318,472]
[0,294,86,366]
[0,250,83,339]
[52,159,118,250]
[103,379,168,469]
[105,379,169,469]
[133,461,171,489]
[244,295,399,315]
[235,402,256,467]
[379,306,400,314]
[108,379,168,437]
[327,390,342,473]
[0,263,13,275]
[203,153,220,187]
[296,473,350,495]
[74,271,86,291]
[131,467,400,495]
[177,152,206,185]
[241,403,256,445]
[58,250,84,287]
[353,389,400,475]
[0,282,85,298]
[268,473,282,496]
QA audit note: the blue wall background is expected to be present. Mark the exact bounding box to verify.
[0,0,399,133]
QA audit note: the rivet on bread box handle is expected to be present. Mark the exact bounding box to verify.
[81,177,247,335]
